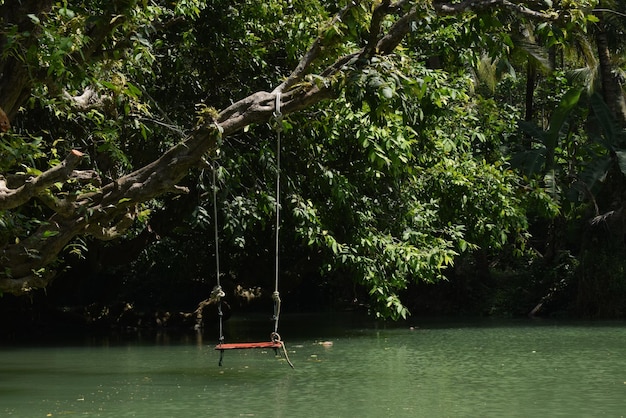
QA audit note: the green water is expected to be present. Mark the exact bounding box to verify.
[2,315,626,417]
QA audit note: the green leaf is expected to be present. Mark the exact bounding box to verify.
[27,14,40,24]
[42,230,59,238]
[25,167,42,176]
[125,82,142,99]
[590,93,617,147]
[59,7,75,19]
[101,81,118,91]
[546,87,583,148]
[381,86,393,99]
[615,151,626,177]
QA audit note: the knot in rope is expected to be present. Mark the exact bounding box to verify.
[210,285,225,303]
[272,291,281,323]
[272,92,283,133]
[270,331,294,369]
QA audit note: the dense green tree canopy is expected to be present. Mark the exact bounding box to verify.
[1,0,625,320]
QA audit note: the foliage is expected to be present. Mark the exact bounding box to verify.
[273,56,533,318]
[3,0,626,321]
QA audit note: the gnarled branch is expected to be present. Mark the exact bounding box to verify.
[433,0,558,21]
[0,150,85,210]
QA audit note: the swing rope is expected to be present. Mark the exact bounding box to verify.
[211,165,227,366]
[272,92,283,339]
[271,92,294,369]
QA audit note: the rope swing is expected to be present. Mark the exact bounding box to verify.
[214,92,294,369]
[211,165,225,348]
[272,91,283,345]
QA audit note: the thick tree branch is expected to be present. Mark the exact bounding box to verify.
[0,150,85,210]
[377,5,419,54]
[0,271,56,295]
[85,210,137,241]
[433,0,558,21]
[4,169,100,189]
[365,0,393,57]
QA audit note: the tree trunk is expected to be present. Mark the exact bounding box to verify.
[0,1,54,117]
[525,60,536,122]
[596,25,626,128]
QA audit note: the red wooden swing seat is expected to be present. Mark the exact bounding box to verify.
[215,341,283,350]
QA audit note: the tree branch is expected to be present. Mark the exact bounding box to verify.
[433,0,558,21]
[0,270,56,295]
[273,2,359,94]
[364,0,392,58]
[85,210,136,241]
[0,150,85,210]
[377,5,419,54]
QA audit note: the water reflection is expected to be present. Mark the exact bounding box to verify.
[2,315,626,417]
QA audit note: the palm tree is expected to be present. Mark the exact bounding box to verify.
[592,0,626,127]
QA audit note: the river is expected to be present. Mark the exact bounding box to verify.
[2,313,626,417]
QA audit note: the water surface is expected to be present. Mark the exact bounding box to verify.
[2,315,626,417]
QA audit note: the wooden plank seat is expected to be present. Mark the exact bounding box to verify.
[215,341,283,350]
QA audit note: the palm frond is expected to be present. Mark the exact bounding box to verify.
[514,38,552,72]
